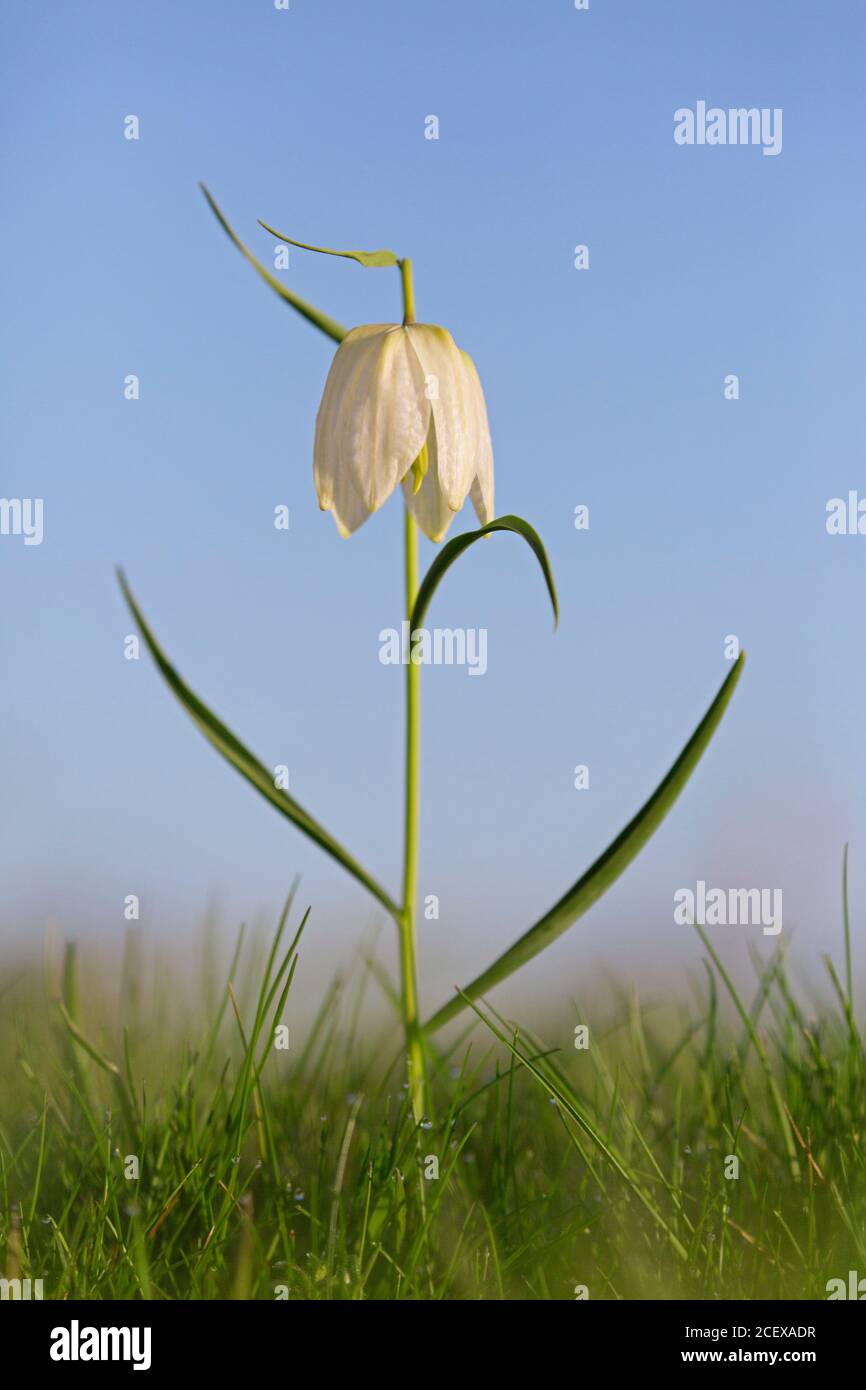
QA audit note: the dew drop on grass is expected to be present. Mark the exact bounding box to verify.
[420,1117,432,1130]
[231,1155,240,1164]
[41,1215,51,1224]
[293,1188,305,1201]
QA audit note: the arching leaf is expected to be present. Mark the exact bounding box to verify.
[118,570,400,920]
[411,514,558,633]
[423,654,745,1034]
[258,219,399,269]
[200,185,347,343]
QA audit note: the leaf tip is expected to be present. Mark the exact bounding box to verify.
[729,649,746,682]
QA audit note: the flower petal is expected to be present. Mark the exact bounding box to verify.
[325,464,374,537]
[314,324,431,516]
[405,326,479,512]
[401,426,460,543]
[314,325,381,512]
[461,351,495,525]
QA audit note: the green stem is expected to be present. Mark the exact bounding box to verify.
[398,255,427,1122]
[400,508,426,1120]
[400,257,416,326]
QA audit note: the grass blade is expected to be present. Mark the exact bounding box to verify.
[460,991,690,1261]
[842,842,853,1011]
[695,924,798,1173]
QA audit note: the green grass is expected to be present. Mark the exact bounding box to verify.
[1,883,864,1301]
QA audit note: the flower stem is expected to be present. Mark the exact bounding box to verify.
[400,257,416,326]
[400,506,426,1121]
[398,254,427,1122]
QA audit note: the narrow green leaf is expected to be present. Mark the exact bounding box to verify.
[257,219,399,269]
[424,653,745,1034]
[461,993,690,1261]
[57,1002,121,1078]
[117,570,401,921]
[695,924,798,1172]
[200,185,347,343]
[411,514,558,633]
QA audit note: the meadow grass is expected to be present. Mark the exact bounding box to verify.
[1,884,864,1301]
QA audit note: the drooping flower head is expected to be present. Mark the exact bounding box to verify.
[314,323,494,540]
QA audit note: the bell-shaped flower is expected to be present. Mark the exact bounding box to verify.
[314,324,494,540]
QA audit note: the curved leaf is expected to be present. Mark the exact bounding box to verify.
[200,185,347,344]
[423,653,745,1034]
[411,514,558,633]
[118,570,400,921]
[257,220,399,269]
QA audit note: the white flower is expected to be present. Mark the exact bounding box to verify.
[314,323,494,540]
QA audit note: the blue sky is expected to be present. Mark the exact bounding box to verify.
[2,1,864,1009]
